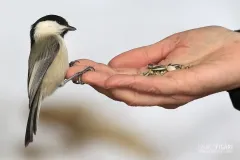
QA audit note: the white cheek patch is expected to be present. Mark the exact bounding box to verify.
[34,21,66,39]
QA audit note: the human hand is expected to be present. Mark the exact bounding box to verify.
[66,26,240,108]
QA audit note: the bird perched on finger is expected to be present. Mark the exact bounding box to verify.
[26,14,94,147]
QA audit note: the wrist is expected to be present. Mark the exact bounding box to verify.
[225,29,240,110]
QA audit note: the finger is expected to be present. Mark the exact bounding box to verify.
[91,83,191,108]
[104,74,180,95]
[109,88,190,108]
[66,60,113,86]
[104,69,198,96]
[67,59,143,78]
[82,71,195,107]
[67,59,115,78]
[66,60,149,90]
[113,67,145,75]
[108,33,181,68]
[90,85,117,100]
[81,69,140,88]
[81,71,111,86]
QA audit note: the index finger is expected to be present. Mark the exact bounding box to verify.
[108,34,181,68]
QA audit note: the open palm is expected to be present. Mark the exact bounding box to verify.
[66,26,240,108]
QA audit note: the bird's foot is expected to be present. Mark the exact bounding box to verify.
[69,60,80,67]
[60,66,95,87]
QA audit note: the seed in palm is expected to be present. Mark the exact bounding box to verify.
[141,63,190,76]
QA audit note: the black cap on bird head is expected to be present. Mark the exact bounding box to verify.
[30,14,76,47]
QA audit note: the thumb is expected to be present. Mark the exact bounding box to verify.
[108,33,181,68]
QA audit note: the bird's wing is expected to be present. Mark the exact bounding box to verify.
[27,36,60,108]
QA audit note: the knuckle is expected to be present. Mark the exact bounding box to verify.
[125,100,137,106]
[125,91,139,107]
[110,89,121,100]
[159,101,188,109]
[110,96,121,102]
[125,97,137,106]
[108,59,120,68]
[168,105,180,109]
[148,85,161,94]
[124,75,137,89]
[160,104,180,109]
[183,96,196,103]
[130,75,137,86]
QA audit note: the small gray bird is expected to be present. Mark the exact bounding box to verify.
[26,14,94,147]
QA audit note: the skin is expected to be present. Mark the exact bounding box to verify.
[66,26,240,109]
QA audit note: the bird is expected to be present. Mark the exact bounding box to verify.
[25,14,94,147]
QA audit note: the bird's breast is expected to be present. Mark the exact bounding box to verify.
[41,38,69,97]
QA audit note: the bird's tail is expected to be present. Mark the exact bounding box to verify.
[25,89,42,147]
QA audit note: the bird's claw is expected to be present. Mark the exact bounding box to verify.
[60,66,95,87]
[69,60,80,67]
[71,66,95,84]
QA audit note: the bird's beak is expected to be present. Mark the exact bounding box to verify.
[67,25,76,31]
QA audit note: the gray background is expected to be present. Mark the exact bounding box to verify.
[1,0,240,159]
